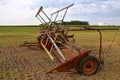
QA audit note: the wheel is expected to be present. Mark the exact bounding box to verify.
[77,56,99,76]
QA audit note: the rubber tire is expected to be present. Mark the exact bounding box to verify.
[77,56,99,76]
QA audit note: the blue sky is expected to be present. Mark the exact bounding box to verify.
[0,0,120,25]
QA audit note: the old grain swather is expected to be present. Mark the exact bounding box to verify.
[20,4,118,75]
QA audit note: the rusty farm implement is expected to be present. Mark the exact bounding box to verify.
[20,4,118,75]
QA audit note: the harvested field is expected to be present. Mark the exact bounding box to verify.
[0,27,120,80]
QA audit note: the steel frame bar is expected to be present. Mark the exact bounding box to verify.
[47,50,92,73]
[83,27,118,65]
[35,6,43,17]
[41,41,54,60]
[46,32,66,61]
[51,3,74,15]
[36,16,43,24]
[41,10,52,23]
[38,14,47,24]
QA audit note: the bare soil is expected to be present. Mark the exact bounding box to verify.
[0,42,120,80]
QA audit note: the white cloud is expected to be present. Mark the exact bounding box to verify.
[0,0,39,25]
[0,0,120,25]
[65,0,120,25]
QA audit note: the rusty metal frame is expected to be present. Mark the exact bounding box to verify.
[83,27,118,65]
[51,4,73,20]
[35,3,74,28]
[20,3,119,75]
[46,32,66,61]
[47,50,92,73]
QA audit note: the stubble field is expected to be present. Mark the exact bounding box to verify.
[0,26,120,80]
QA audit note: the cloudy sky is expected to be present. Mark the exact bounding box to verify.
[0,0,120,25]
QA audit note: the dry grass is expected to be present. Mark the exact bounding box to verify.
[0,27,120,80]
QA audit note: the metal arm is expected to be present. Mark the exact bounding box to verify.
[51,3,74,23]
[35,3,74,28]
[46,33,66,61]
[35,6,52,24]
[51,3,74,15]
[83,27,118,65]
[35,6,43,17]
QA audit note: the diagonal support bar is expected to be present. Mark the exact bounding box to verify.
[51,3,74,15]
[41,41,54,60]
[46,33,66,61]
[35,6,43,17]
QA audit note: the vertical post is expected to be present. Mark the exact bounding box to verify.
[54,12,59,21]
[60,8,68,26]
[62,8,68,21]
[97,30,103,65]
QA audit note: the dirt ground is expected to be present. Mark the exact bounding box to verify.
[0,26,120,80]
[0,42,120,80]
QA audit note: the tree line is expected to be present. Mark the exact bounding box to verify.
[40,20,89,26]
[62,20,89,25]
